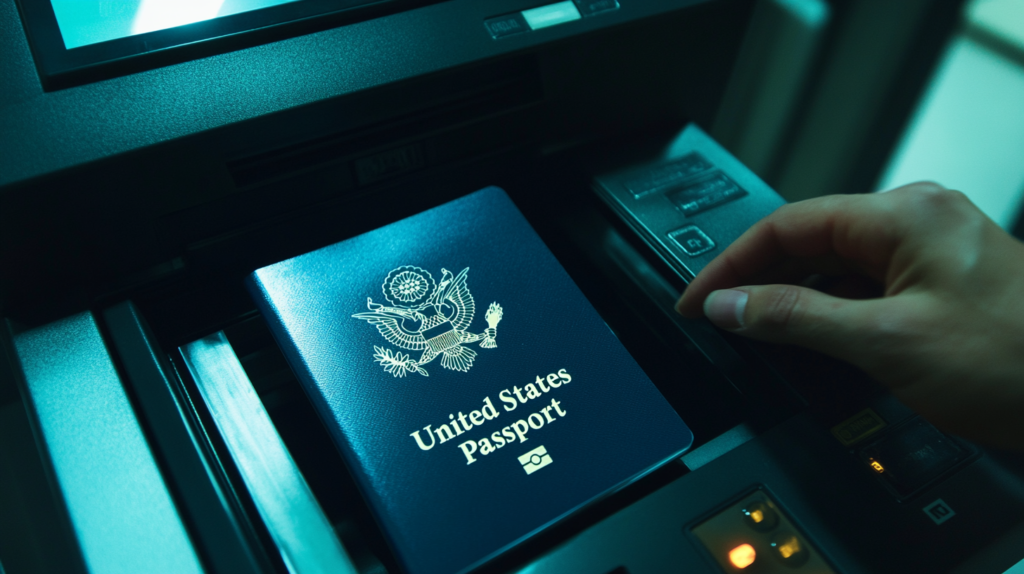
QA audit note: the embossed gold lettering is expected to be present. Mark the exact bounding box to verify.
[434,423,456,443]
[410,425,436,451]
[482,397,498,420]
[500,389,518,412]
[528,413,544,429]
[491,430,506,447]
[458,440,478,464]
[410,369,573,458]
[470,410,484,426]
[513,385,528,404]
[447,414,464,436]
[541,405,555,423]
[478,438,496,456]
[457,412,472,432]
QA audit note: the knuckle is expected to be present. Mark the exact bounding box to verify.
[903,182,969,211]
[894,183,981,231]
[755,287,804,331]
[905,180,948,194]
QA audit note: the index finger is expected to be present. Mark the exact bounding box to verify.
[675,192,905,317]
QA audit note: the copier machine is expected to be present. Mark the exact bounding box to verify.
[2,0,1024,573]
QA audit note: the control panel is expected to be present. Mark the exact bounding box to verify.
[593,124,785,281]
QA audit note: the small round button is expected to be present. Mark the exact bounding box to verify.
[741,501,779,532]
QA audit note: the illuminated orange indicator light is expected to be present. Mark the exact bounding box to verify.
[775,536,802,559]
[749,509,765,523]
[728,543,757,569]
[870,460,885,473]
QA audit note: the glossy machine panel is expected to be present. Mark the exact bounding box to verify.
[180,332,355,574]
[2,313,202,574]
[0,1,761,572]
[0,0,750,326]
[0,0,730,186]
[25,0,1024,572]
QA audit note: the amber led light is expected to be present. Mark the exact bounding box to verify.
[728,543,757,569]
[770,532,810,567]
[692,490,834,572]
[742,501,778,532]
[775,536,800,558]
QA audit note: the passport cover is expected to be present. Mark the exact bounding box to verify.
[246,187,693,574]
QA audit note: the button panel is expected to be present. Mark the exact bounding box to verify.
[484,14,530,38]
[666,171,748,217]
[690,490,836,573]
[485,0,620,39]
[857,417,971,499]
[574,0,621,17]
[624,152,713,199]
[591,124,786,280]
[830,408,887,447]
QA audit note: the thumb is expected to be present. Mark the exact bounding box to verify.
[701,285,879,362]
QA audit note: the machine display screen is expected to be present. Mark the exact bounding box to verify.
[22,0,430,90]
[52,0,302,49]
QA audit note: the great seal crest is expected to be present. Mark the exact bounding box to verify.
[352,266,503,377]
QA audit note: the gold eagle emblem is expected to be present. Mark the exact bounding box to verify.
[352,266,503,377]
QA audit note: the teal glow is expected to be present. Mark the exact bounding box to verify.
[131,0,227,36]
[877,35,1024,229]
[181,333,356,574]
[878,0,1024,229]
[522,1,581,31]
[969,0,1024,54]
[50,0,303,50]
[1003,556,1024,574]
[12,313,202,574]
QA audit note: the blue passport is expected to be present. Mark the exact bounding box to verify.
[247,187,693,574]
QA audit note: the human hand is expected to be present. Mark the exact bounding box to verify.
[675,182,1024,449]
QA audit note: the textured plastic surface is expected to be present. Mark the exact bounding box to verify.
[181,332,356,574]
[247,187,693,574]
[8,312,203,574]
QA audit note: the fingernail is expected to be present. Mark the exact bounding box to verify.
[704,289,747,330]
[673,295,686,315]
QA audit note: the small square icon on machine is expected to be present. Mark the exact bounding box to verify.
[668,225,716,257]
[519,445,553,474]
[923,499,955,525]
